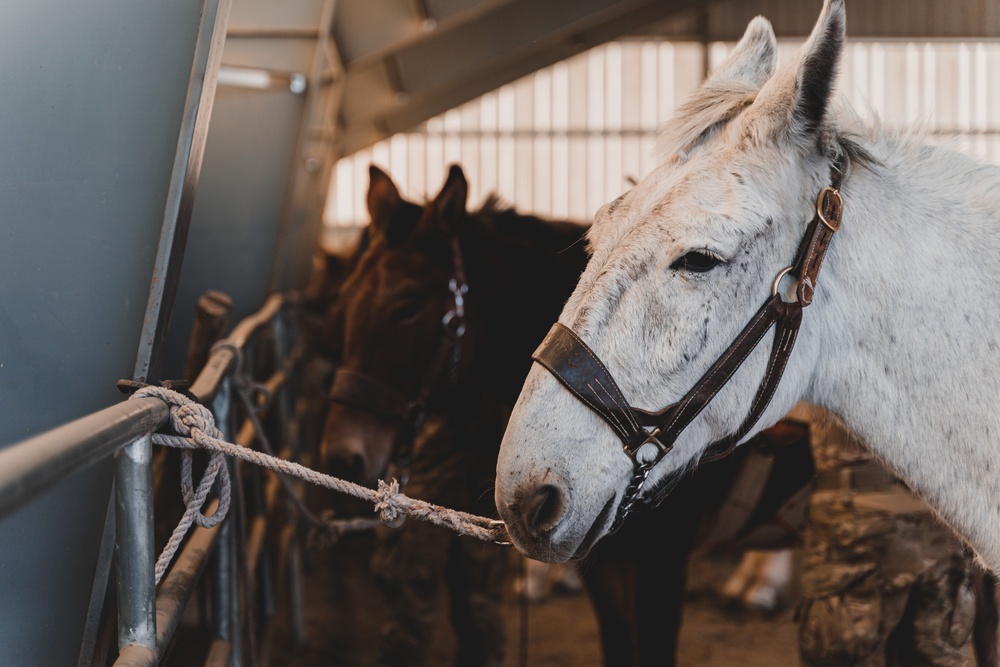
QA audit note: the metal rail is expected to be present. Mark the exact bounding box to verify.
[0,399,169,520]
[0,290,312,666]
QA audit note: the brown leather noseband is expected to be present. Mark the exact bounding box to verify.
[328,237,469,482]
[532,160,845,532]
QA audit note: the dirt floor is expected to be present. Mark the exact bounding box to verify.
[266,529,800,667]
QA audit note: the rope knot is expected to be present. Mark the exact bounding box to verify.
[171,401,219,439]
[128,384,231,584]
[375,478,406,528]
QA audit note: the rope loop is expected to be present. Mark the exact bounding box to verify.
[131,384,233,582]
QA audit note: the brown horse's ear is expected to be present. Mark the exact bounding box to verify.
[366,164,402,237]
[424,164,468,234]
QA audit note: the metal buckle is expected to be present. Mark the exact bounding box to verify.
[816,186,843,232]
[627,427,671,462]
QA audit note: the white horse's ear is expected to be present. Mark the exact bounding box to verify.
[744,0,846,144]
[710,16,777,88]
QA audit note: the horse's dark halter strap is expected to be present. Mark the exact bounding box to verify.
[328,237,469,482]
[532,160,845,532]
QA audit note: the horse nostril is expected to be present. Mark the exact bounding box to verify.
[521,484,566,535]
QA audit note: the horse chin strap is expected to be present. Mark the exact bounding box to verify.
[532,158,846,534]
[328,237,469,487]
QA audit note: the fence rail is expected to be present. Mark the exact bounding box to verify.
[0,291,311,667]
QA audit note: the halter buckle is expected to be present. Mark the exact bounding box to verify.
[816,186,843,232]
[627,427,672,462]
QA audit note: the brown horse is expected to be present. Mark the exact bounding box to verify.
[317,164,831,667]
[320,164,589,666]
[321,165,588,488]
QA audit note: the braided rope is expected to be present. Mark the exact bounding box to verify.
[130,386,509,584]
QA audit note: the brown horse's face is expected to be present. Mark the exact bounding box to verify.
[320,165,470,487]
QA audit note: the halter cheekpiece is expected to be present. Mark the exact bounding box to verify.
[328,237,469,484]
[532,159,846,533]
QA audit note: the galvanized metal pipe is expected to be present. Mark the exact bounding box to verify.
[227,477,244,667]
[209,378,234,647]
[271,315,296,455]
[210,516,234,644]
[286,531,307,648]
[115,433,157,654]
[0,398,168,521]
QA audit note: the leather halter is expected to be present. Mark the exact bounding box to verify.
[532,160,845,532]
[328,237,469,481]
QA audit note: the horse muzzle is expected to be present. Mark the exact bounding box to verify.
[321,403,399,487]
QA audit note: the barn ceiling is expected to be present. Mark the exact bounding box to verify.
[329,0,1000,158]
[330,0,705,156]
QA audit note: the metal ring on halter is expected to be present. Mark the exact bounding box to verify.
[771,265,796,299]
[625,426,671,461]
[441,310,467,337]
[816,186,843,232]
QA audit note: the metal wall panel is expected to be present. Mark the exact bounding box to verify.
[0,1,207,663]
[326,37,1000,233]
[639,0,1000,41]
[162,0,339,380]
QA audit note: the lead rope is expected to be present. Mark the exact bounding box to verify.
[130,385,510,585]
[217,343,383,546]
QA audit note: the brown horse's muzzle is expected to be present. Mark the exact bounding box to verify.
[321,402,401,487]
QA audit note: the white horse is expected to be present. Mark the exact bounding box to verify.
[495,0,1000,571]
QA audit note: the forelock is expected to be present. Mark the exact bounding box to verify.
[656,80,759,162]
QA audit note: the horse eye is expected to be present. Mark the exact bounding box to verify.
[391,302,422,324]
[670,251,721,273]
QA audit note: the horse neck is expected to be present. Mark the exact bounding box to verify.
[804,137,1000,567]
[459,213,588,405]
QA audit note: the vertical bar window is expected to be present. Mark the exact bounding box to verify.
[322,37,1000,239]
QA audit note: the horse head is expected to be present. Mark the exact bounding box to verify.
[496,0,849,562]
[321,164,477,487]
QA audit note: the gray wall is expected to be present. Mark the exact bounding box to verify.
[162,0,333,381]
[0,0,206,662]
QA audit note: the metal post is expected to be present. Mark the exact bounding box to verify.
[209,515,234,665]
[209,378,233,644]
[115,433,156,654]
[271,315,294,454]
[272,313,306,647]
[227,504,244,667]
[209,378,245,667]
[287,538,306,649]
[131,0,233,384]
